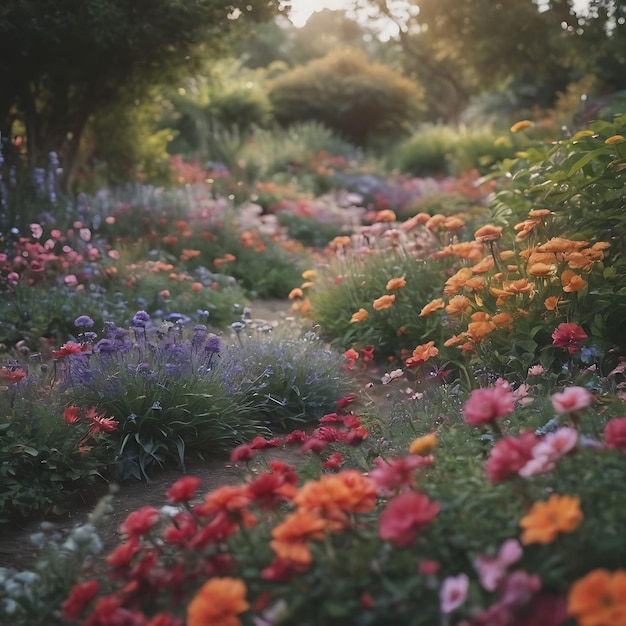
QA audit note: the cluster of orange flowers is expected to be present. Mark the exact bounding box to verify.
[240,230,267,253]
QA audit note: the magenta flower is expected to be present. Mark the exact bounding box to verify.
[551,322,587,354]
[379,490,440,547]
[604,416,626,453]
[518,427,578,477]
[440,573,469,614]
[474,539,522,592]
[462,386,515,426]
[551,386,594,414]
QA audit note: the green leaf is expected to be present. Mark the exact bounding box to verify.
[567,147,611,176]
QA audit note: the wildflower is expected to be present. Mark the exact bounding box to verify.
[0,366,26,385]
[528,364,545,377]
[463,385,515,427]
[544,296,561,311]
[551,386,594,414]
[500,570,542,609]
[510,120,533,133]
[350,308,369,323]
[74,315,95,329]
[187,577,249,626]
[52,341,87,359]
[528,262,557,277]
[302,269,316,280]
[446,295,472,316]
[519,494,583,544]
[166,476,202,503]
[409,432,438,455]
[552,322,587,354]
[440,574,469,614]
[85,408,119,433]
[373,294,396,310]
[485,432,539,482]
[567,569,626,626]
[62,580,99,620]
[474,539,523,592]
[369,455,433,495]
[386,276,406,290]
[420,298,445,317]
[379,490,440,547]
[605,134,625,144]
[382,368,404,384]
[466,312,496,342]
[604,417,626,453]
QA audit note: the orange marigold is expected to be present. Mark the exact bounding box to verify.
[419,298,445,317]
[270,509,328,564]
[568,568,626,626]
[386,276,407,291]
[446,295,472,316]
[373,294,396,311]
[187,577,250,626]
[519,494,583,545]
[409,432,438,456]
[288,288,304,300]
[350,308,369,323]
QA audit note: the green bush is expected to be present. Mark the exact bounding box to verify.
[268,48,424,146]
[393,125,456,176]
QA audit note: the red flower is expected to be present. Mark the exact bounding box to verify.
[147,614,184,626]
[322,452,345,470]
[166,476,202,503]
[230,443,254,462]
[342,415,362,429]
[261,557,308,581]
[319,412,342,423]
[344,426,370,445]
[336,395,356,411]
[301,437,327,454]
[369,455,433,495]
[463,386,515,426]
[249,436,279,450]
[551,322,587,354]
[106,539,141,569]
[63,406,81,424]
[284,429,308,445]
[268,460,299,484]
[246,472,296,509]
[62,580,99,620]
[119,506,160,539]
[52,341,88,359]
[604,417,626,453]
[379,490,440,547]
[162,513,197,546]
[485,432,538,483]
[85,408,119,433]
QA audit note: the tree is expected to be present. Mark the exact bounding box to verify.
[0,0,284,190]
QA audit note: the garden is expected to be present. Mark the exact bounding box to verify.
[1,1,626,625]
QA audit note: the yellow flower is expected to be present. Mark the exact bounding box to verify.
[386,276,407,291]
[350,308,369,323]
[519,494,583,545]
[409,432,438,455]
[373,294,396,311]
[302,269,317,280]
[605,134,625,144]
[510,119,533,133]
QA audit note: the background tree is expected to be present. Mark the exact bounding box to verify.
[0,0,284,190]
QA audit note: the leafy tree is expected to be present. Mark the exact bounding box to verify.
[0,0,284,190]
[268,48,424,146]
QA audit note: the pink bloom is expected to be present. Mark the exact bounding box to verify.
[166,476,202,503]
[527,365,545,377]
[379,490,440,547]
[474,539,523,592]
[604,416,626,453]
[229,443,254,462]
[419,560,440,576]
[551,386,594,414]
[551,322,587,354]
[518,427,578,477]
[463,386,515,426]
[369,455,434,496]
[500,569,541,609]
[485,432,538,483]
[440,573,469,614]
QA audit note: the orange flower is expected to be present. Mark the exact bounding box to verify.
[270,509,328,564]
[444,334,465,347]
[605,134,625,144]
[288,288,304,300]
[510,119,533,133]
[187,577,249,626]
[491,312,512,328]
[375,209,396,222]
[537,237,585,254]
[444,216,465,231]
[196,485,251,517]
[471,256,495,274]
[474,224,503,242]
[425,214,447,231]
[350,308,369,323]
[466,313,495,342]
[409,432,438,455]
[561,270,587,292]
[410,341,439,364]
[386,276,407,290]
[545,296,561,311]
[214,253,236,267]
[443,267,473,296]
[568,569,626,626]
[464,276,486,291]
[328,236,352,251]
[419,298,445,317]
[519,494,583,544]
[528,262,557,277]
[435,241,483,260]
[180,248,201,262]
[191,282,203,292]
[446,295,472,316]
[373,294,396,310]
[302,269,317,280]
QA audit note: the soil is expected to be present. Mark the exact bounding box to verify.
[0,299,379,572]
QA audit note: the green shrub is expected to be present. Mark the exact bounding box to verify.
[268,48,424,146]
[393,125,456,176]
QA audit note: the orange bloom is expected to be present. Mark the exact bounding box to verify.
[561,270,587,292]
[568,569,626,626]
[196,485,251,518]
[434,241,483,260]
[191,282,203,292]
[373,294,396,311]
[471,256,495,274]
[425,214,447,231]
[466,313,495,341]
[187,577,249,626]
[180,248,201,262]
[446,295,472,316]
[605,134,625,144]
[302,269,317,280]
[410,341,439,364]
[386,276,407,291]
[537,237,585,254]
[464,276,486,291]
[545,296,561,311]
[444,216,465,231]
[491,312,512,328]
[444,267,474,296]
[375,209,396,222]
[350,308,369,323]
[328,236,352,251]
[270,509,328,564]
[510,119,533,133]
[214,253,236,267]
[444,334,465,347]
[419,298,445,317]
[409,432,438,455]
[288,288,304,300]
[474,224,503,242]
[519,494,583,544]
[528,262,557,277]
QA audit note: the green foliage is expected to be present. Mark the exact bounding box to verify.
[268,48,424,146]
[277,213,345,249]
[392,125,456,176]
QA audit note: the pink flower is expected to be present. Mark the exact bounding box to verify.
[475,539,522,592]
[485,432,538,483]
[229,443,254,462]
[440,573,469,614]
[463,386,515,426]
[527,365,545,377]
[604,416,626,453]
[379,490,440,547]
[518,427,578,477]
[551,322,587,354]
[551,386,594,414]
[500,569,541,609]
[369,455,433,496]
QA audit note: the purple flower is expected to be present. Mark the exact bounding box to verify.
[132,310,151,328]
[74,315,95,329]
